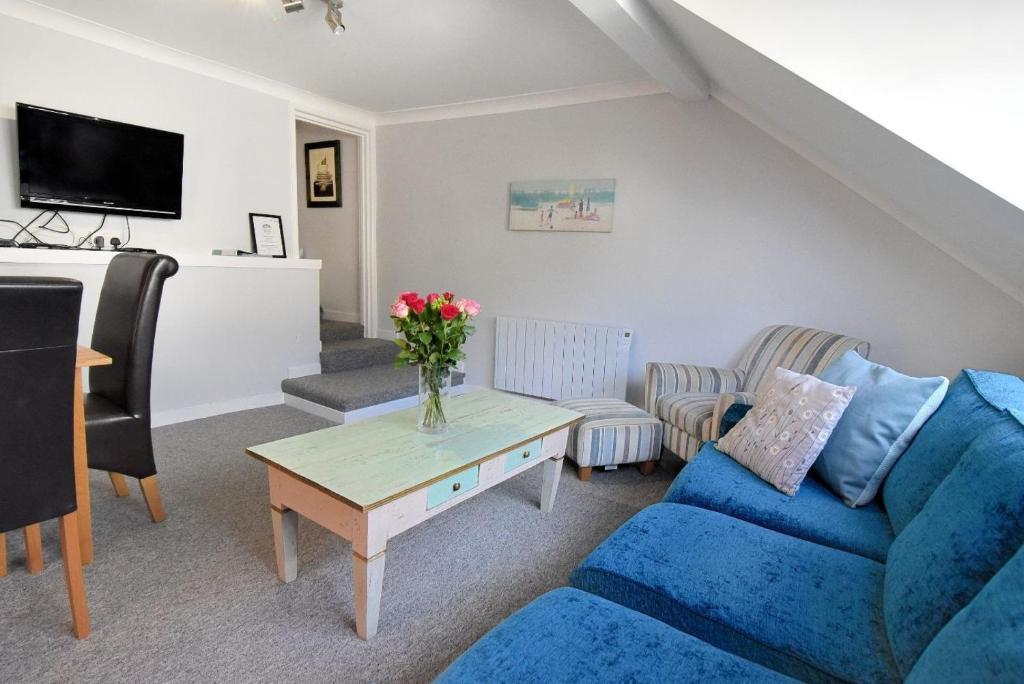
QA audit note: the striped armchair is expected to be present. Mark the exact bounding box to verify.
[645,325,870,461]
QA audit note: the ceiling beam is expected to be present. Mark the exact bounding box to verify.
[568,0,709,101]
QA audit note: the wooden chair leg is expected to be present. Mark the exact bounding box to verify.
[109,473,130,497]
[23,524,44,574]
[0,532,7,578]
[139,476,167,523]
[58,512,90,639]
[638,461,657,476]
[578,466,592,482]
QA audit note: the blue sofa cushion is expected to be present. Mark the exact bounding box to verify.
[570,503,899,683]
[884,410,1024,676]
[905,542,1024,683]
[664,443,893,561]
[883,369,1024,533]
[435,588,797,684]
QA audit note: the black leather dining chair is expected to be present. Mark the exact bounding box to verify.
[86,253,178,522]
[0,277,90,638]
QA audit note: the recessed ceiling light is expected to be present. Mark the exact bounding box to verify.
[281,0,304,13]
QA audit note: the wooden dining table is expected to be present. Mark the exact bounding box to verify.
[74,344,112,565]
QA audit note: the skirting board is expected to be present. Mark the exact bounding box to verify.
[283,383,483,425]
[322,308,361,324]
[288,363,322,378]
[152,392,284,427]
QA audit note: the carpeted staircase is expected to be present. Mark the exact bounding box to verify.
[281,320,464,422]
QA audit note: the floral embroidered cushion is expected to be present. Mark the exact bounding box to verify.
[717,367,857,496]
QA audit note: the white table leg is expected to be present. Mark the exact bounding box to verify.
[540,457,564,512]
[353,550,386,639]
[271,506,298,583]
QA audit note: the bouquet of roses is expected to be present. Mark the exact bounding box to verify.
[391,291,481,431]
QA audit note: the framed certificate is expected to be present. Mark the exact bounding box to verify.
[249,213,286,258]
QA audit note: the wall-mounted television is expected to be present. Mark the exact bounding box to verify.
[17,103,184,220]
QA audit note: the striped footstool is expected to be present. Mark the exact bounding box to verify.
[554,398,663,481]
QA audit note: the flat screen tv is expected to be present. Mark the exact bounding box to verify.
[17,103,184,219]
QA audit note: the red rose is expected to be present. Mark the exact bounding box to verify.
[400,291,419,305]
[427,293,440,303]
[410,298,426,314]
[443,291,455,301]
[440,303,460,320]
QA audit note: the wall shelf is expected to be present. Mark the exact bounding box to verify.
[0,247,321,270]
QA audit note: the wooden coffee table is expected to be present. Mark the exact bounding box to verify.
[246,389,581,639]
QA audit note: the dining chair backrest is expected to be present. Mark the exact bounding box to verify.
[0,277,82,533]
[88,253,178,420]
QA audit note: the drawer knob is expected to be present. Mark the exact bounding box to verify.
[452,482,461,492]
[522,450,531,459]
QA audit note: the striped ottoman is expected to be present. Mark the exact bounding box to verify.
[554,398,663,481]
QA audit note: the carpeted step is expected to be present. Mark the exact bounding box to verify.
[320,338,399,373]
[320,319,364,342]
[282,366,465,414]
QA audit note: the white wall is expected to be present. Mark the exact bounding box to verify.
[296,121,360,322]
[0,13,296,256]
[0,13,322,422]
[377,94,1024,404]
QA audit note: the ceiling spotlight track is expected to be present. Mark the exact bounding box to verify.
[281,0,347,35]
[324,0,345,35]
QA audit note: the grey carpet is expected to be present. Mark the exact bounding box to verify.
[0,405,677,683]
[282,367,466,413]
[320,320,365,342]
[320,338,400,373]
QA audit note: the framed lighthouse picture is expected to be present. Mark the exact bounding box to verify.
[304,140,342,208]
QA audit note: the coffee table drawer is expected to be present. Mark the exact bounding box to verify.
[427,466,479,509]
[503,437,544,473]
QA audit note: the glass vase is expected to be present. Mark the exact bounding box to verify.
[418,365,452,434]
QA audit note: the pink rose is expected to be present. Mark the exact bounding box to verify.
[460,299,481,316]
[391,298,409,318]
[427,293,441,304]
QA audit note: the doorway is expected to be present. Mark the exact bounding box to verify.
[295,120,362,326]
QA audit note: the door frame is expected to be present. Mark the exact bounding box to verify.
[291,109,378,338]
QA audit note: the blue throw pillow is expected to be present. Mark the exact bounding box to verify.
[816,351,948,507]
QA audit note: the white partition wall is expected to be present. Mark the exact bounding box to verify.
[0,250,321,426]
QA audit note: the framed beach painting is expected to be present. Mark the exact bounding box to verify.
[508,179,615,232]
[304,140,342,208]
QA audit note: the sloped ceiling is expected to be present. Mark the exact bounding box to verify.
[669,0,1024,214]
[640,0,1024,305]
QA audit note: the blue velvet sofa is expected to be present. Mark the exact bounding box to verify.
[437,370,1024,683]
